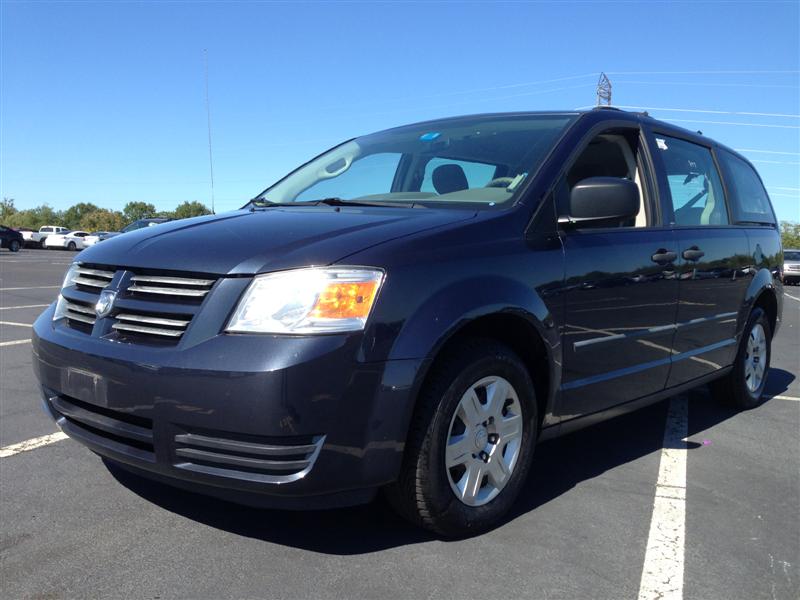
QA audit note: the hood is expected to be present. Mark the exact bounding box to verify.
[76,206,476,275]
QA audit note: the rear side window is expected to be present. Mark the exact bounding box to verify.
[718,151,776,225]
[655,135,729,226]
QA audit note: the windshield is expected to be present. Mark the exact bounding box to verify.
[785,251,800,261]
[255,114,575,208]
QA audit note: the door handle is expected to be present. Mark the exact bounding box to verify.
[682,246,705,261]
[651,249,677,264]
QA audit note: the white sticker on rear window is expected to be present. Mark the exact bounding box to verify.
[656,138,668,150]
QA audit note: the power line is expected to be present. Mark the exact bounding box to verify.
[750,160,800,166]
[736,148,800,156]
[609,105,799,119]
[606,69,800,75]
[665,118,799,130]
[612,79,798,89]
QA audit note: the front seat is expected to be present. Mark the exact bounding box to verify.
[432,164,469,194]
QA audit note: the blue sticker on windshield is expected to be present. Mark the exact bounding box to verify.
[419,132,441,141]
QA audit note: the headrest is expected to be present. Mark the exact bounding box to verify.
[432,164,469,195]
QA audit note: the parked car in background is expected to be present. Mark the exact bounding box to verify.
[0,224,24,252]
[83,232,115,247]
[85,218,172,245]
[785,249,800,285]
[119,217,171,234]
[21,225,69,248]
[43,230,91,251]
[33,108,783,537]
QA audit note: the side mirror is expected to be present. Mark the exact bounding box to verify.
[559,176,640,226]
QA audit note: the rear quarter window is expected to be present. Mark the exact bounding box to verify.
[718,150,776,225]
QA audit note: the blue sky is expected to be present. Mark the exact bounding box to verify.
[1,0,798,221]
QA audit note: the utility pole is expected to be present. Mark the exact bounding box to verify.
[596,72,612,106]
[204,49,216,214]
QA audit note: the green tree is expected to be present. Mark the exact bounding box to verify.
[80,209,126,233]
[62,202,100,230]
[780,221,800,249]
[1,197,16,221]
[123,201,157,224]
[172,201,212,220]
[6,204,63,230]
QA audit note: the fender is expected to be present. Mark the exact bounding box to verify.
[385,273,562,436]
[738,267,780,337]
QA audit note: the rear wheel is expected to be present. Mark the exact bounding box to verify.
[712,307,772,409]
[386,339,537,537]
[67,241,77,251]
[9,239,20,252]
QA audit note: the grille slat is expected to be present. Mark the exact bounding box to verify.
[116,313,190,328]
[75,267,115,279]
[174,433,318,457]
[71,276,109,289]
[131,275,215,286]
[112,322,186,337]
[128,285,210,297]
[175,448,310,471]
[64,299,96,326]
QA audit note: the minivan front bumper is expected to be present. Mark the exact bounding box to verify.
[32,304,423,509]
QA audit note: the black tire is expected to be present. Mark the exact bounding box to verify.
[712,307,772,409]
[67,241,77,251]
[9,239,20,252]
[385,339,538,537]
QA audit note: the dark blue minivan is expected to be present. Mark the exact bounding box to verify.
[32,108,783,536]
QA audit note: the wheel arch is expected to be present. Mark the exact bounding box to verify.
[387,275,562,451]
[740,267,781,338]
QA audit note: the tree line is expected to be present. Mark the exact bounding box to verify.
[0,198,212,232]
[1,196,799,249]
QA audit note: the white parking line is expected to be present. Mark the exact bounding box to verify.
[0,285,60,291]
[638,395,688,600]
[0,339,32,347]
[767,394,800,402]
[0,321,33,328]
[785,292,800,302]
[0,431,68,458]
[0,304,49,310]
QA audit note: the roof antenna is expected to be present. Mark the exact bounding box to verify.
[596,72,612,106]
[203,49,216,214]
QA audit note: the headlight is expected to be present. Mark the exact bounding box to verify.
[61,262,80,289]
[53,263,80,321]
[226,267,384,334]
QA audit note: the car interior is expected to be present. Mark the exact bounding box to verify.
[557,130,648,228]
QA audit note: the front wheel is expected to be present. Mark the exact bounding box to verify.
[67,241,77,251]
[713,307,772,409]
[386,339,537,537]
[9,239,20,252]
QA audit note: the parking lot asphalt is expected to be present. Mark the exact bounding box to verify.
[1,248,798,600]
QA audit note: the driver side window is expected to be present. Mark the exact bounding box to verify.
[558,130,648,228]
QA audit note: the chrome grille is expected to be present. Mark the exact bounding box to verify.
[128,274,214,298]
[112,312,191,338]
[73,266,114,290]
[174,431,325,483]
[64,299,96,326]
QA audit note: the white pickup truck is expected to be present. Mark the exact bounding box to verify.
[21,225,69,247]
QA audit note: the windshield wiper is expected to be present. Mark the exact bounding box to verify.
[301,197,419,208]
[248,197,418,210]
